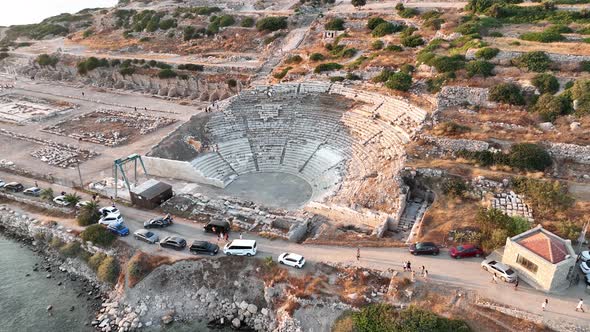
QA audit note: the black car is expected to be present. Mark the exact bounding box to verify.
[189,241,219,256]
[144,216,173,229]
[3,182,24,192]
[204,220,230,234]
[408,242,440,255]
[159,236,186,250]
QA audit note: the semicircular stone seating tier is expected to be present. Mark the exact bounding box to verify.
[189,82,427,201]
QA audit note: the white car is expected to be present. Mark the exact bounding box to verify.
[53,195,70,206]
[76,200,91,209]
[99,214,124,226]
[0,180,5,187]
[23,187,41,197]
[580,261,590,274]
[579,251,590,263]
[481,259,518,283]
[278,252,306,269]
[99,206,121,218]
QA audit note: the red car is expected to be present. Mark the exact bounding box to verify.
[449,244,483,259]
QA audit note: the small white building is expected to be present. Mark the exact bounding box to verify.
[502,225,576,292]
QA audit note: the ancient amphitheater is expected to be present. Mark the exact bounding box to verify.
[147,81,426,230]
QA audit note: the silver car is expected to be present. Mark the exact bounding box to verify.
[481,259,518,283]
[134,229,159,244]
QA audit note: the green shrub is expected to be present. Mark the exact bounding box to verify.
[77,57,108,74]
[530,93,567,122]
[385,72,412,91]
[434,121,471,135]
[330,76,345,82]
[177,63,204,71]
[119,66,135,76]
[570,79,590,115]
[83,29,94,38]
[466,60,495,77]
[97,256,120,284]
[159,19,176,30]
[59,241,82,258]
[385,44,403,52]
[372,69,395,83]
[158,68,177,79]
[372,22,403,37]
[532,73,559,94]
[441,178,469,198]
[88,252,107,271]
[520,31,564,43]
[400,34,425,47]
[325,18,345,31]
[273,66,292,79]
[400,64,415,74]
[371,39,384,50]
[489,31,503,37]
[218,15,235,27]
[430,55,465,73]
[507,143,552,171]
[127,252,151,285]
[397,6,419,18]
[581,61,590,72]
[241,17,255,27]
[512,177,574,215]
[555,220,582,241]
[81,224,116,247]
[50,236,64,249]
[351,304,472,332]
[367,17,386,30]
[314,62,343,73]
[489,82,525,105]
[475,47,500,60]
[340,48,357,58]
[256,17,288,32]
[512,51,552,72]
[40,188,54,200]
[285,55,303,64]
[226,78,237,87]
[477,208,531,251]
[457,149,507,167]
[426,72,456,93]
[36,54,59,67]
[309,53,325,61]
[351,0,367,7]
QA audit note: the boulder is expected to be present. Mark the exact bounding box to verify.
[247,304,258,314]
[161,315,173,325]
[232,318,241,328]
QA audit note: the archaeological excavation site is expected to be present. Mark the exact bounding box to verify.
[1,0,590,331]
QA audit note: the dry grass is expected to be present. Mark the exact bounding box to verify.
[127,251,172,288]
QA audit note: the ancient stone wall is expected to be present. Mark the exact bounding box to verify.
[436,86,493,110]
[547,142,590,164]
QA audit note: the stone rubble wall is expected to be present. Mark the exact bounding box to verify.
[547,142,590,164]
[436,86,494,111]
[422,135,490,153]
[489,192,534,222]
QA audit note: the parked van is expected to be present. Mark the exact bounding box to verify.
[223,239,257,256]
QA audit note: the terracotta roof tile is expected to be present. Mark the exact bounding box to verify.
[517,231,568,264]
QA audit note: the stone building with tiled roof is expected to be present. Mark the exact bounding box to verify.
[502,225,576,292]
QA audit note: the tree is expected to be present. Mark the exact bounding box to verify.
[77,200,101,226]
[351,0,366,8]
[512,51,552,72]
[63,193,81,206]
[367,17,386,30]
[489,83,525,105]
[401,34,424,47]
[385,72,412,91]
[508,143,552,171]
[555,220,582,241]
[532,73,559,95]
[475,47,500,60]
[571,79,590,116]
[241,17,255,27]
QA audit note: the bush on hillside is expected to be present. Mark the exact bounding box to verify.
[241,17,255,27]
[309,53,325,61]
[400,34,424,47]
[441,178,470,198]
[59,241,82,257]
[256,17,288,32]
[512,51,552,72]
[489,82,525,105]
[88,252,107,271]
[466,60,495,77]
[158,68,177,79]
[314,62,343,73]
[372,22,403,37]
[474,47,500,60]
[555,220,582,241]
[530,93,567,122]
[430,55,465,73]
[385,44,403,52]
[36,54,59,67]
[81,224,116,247]
[371,39,384,50]
[512,177,574,215]
[571,79,590,115]
[97,256,120,284]
[385,72,412,91]
[520,30,564,43]
[532,73,559,94]
[507,143,552,171]
[325,18,345,31]
[367,17,386,30]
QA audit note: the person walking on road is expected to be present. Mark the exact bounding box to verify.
[542,299,548,311]
[239,232,243,239]
[514,279,519,291]
[420,265,425,276]
[411,270,416,282]
[491,274,498,284]
[406,261,412,271]
[576,299,585,313]
[356,247,360,261]
[423,270,428,281]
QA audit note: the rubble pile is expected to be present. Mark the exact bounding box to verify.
[490,192,534,221]
[0,129,98,167]
[43,109,175,146]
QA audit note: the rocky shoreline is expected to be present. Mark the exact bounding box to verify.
[0,205,109,330]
